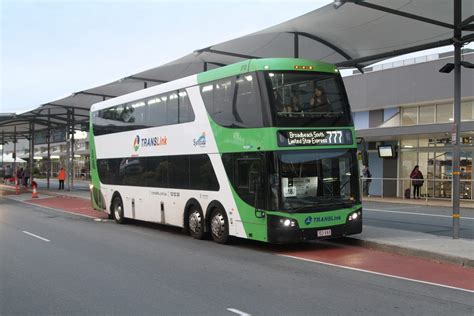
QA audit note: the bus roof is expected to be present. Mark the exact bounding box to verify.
[197,58,338,84]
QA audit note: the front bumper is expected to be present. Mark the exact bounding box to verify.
[267,213,362,244]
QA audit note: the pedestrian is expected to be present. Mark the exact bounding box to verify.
[23,167,30,187]
[410,165,424,199]
[58,167,66,190]
[362,164,372,197]
[4,165,12,184]
[16,167,23,186]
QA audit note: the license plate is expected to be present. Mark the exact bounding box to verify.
[317,229,331,237]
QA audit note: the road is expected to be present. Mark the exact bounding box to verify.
[1,197,473,315]
[363,201,474,239]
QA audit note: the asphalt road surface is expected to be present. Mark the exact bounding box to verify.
[1,197,473,315]
[363,201,474,239]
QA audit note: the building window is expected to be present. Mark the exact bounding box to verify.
[401,106,417,125]
[419,105,435,124]
[400,139,417,149]
[436,103,453,123]
[461,100,474,122]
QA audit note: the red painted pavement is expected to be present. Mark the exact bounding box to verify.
[279,243,474,291]
[26,196,109,219]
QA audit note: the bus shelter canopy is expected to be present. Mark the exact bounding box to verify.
[1,0,472,142]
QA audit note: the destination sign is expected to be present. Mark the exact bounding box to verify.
[277,130,353,147]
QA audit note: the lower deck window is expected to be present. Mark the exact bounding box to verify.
[97,154,219,191]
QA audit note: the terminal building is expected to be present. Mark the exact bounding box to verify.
[3,50,473,199]
[347,49,474,199]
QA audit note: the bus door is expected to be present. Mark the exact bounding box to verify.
[235,156,265,209]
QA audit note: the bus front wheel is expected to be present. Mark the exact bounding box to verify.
[210,208,229,244]
[188,207,205,239]
[112,195,126,224]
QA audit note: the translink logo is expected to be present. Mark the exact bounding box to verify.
[133,134,168,152]
[304,215,341,225]
[133,135,140,152]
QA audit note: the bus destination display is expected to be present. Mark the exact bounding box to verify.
[277,129,353,147]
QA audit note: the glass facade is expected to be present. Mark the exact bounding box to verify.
[401,107,417,125]
[398,142,474,200]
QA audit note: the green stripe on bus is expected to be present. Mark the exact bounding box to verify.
[197,58,338,84]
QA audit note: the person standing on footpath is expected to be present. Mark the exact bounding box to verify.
[410,165,424,199]
[58,167,66,190]
[362,164,372,197]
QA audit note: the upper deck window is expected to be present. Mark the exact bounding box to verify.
[264,71,352,127]
[199,73,266,128]
[92,89,195,136]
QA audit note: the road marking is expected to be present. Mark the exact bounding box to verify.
[364,208,474,220]
[279,254,474,293]
[22,231,50,242]
[227,308,251,316]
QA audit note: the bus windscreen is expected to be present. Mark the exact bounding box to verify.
[264,71,352,127]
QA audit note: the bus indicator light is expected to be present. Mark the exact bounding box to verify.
[294,65,314,70]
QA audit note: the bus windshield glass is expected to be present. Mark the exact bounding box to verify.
[271,149,358,211]
[264,71,352,127]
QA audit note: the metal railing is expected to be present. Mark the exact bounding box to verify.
[360,177,473,201]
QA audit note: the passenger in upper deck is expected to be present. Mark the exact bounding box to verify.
[273,90,285,112]
[309,86,330,112]
[285,95,302,114]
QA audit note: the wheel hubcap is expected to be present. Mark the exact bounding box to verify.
[211,213,225,238]
[115,204,122,220]
[189,211,202,233]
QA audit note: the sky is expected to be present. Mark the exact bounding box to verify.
[1,0,465,114]
[0,0,333,113]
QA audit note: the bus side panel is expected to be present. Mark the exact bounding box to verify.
[187,86,249,239]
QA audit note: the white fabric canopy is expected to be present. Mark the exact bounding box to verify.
[1,0,472,141]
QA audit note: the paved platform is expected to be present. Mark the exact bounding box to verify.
[1,182,473,267]
[364,195,474,209]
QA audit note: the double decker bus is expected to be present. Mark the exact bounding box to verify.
[89,58,362,244]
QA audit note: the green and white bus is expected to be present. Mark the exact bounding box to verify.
[89,58,362,244]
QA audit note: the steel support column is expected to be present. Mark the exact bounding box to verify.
[29,122,35,186]
[294,33,299,58]
[13,127,17,177]
[452,0,462,239]
[66,110,71,191]
[1,132,4,170]
[47,109,51,189]
[71,108,75,190]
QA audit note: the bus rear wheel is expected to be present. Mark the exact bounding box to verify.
[112,196,126,224]
[188,207,205,239]
[210,208,229,244]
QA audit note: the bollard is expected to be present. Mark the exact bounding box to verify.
[31,181,38,198]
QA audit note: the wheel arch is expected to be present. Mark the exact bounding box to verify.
[110,191,123,213]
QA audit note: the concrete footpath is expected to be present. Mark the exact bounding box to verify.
[1,180,473,267]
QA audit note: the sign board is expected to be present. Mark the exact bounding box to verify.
[277,129,352,147]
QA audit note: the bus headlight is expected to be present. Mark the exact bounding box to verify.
[348,211,361,221]
[280,218,296,227]
[89,183,94,191]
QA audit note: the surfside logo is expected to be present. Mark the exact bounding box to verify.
[133,134,167,152]
[193,132,206,147]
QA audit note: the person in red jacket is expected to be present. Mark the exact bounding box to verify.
[58,167,66,190]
